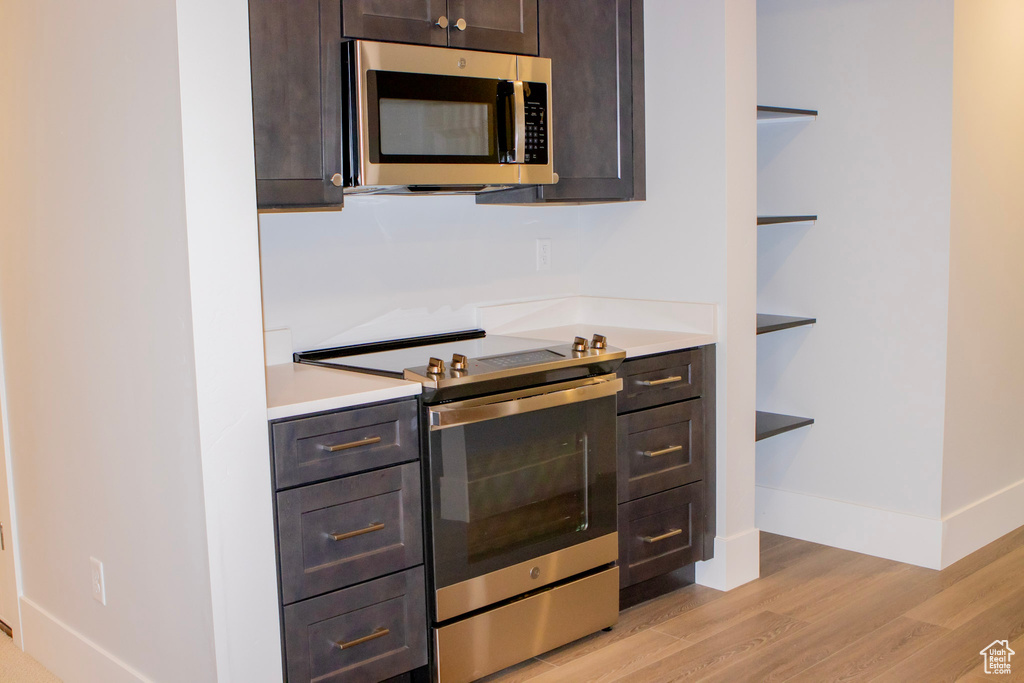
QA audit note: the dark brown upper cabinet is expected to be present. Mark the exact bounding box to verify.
[249,0,345,210]
[478,0,645,205]
[342,0,538,55]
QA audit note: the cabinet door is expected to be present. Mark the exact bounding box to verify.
[249,0,345,209]
[618,483,704,588]
[341,0,449,47]
[447,0,538,55]
[477,0,644,204]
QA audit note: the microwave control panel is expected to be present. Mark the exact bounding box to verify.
[523,82,549,165]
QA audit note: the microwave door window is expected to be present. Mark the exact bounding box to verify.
[367,71,508,164]
[379,99,490,157]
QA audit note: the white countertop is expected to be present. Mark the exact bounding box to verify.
[505,324,715,358]
[266,296,718,419]
[266,362,420,420]
[479,296,718,357]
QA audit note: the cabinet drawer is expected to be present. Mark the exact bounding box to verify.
[617,399,704,503]
[618,483,703,588]
[272,399,418,489]
[278,462,423,604]
[617,348,704,413]
[284,567,427,683]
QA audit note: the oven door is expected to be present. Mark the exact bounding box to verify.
[426,376,620,621]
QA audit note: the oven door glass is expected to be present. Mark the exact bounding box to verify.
[367,71,514,165]
[427,391,617,591]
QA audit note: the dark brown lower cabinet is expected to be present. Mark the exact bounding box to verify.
[618,483,703,587]
[616,346,716,589]
[270,399,427,683]
[283,567,427,682]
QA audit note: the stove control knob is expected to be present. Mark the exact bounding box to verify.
[591,334,607,350]
[451,353,468,371]
[572,336,589,353]
[426,357,446,375]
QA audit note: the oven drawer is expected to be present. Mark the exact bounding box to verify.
[283,567,427,683]
[277,462,423,604]
[618,482,704,588]
[272,399,418,489]
[617,399,705,503]
[617,348,704,413]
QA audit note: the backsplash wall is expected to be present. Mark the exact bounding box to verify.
[258,194,582,353]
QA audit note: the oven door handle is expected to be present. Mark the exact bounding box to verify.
[428,376,622,430]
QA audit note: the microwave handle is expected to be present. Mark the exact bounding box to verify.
[512,81,526,164]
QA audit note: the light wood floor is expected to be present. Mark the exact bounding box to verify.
[481,527,1024,682]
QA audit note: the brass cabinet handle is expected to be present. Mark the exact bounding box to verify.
[329,522,385,542]
[639,376,683,387]
[331,173,343,187]
[334,627,390,650]
[321,435,381,453]
[455,17,467,30]
[642,445,683,458]
[436,15,449,28]
[642,528,683,544]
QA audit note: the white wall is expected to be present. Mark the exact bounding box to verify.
[755,0,956,567]
[579,0,760,590]
[259,197,582,352]
[175,0,283,679]
[0,329,19,640]
[940,0,1024,565]
[0,0,218,680]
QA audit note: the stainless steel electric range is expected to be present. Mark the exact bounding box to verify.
[296,330,624,682]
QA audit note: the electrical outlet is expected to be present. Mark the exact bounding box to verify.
[90,557,106,605]
[536,238,552,271]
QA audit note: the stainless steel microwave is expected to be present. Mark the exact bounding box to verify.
[340,40,554,193]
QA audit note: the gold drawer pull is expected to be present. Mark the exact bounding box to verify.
[639,376,683,387]
[334,627,390,650]
[321,435,381,453]
[643,445,683,458]
[642,528,683,544]
[329,522,385,542]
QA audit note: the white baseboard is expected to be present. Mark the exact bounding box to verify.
[694,527,760,591]
[20,596,152,683]
[941,476,1024,568]
[755,486,944,569]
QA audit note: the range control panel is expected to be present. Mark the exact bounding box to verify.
[523,82,549,165]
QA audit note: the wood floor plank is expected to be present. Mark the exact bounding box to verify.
[475,658,557,683]
[525,629,683,683]
[936,524,1024,589]
[786,616,948,682]
[534,582,721,667]
[772,553,906,624]
[876,584,1024,683]
[654,545,884,642]
[760,531,794,551]
[906,545,1024,629]
[697,565,944,683]
[760,533,830,577]
[615,611,808,683]
[957,631,1024,681]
